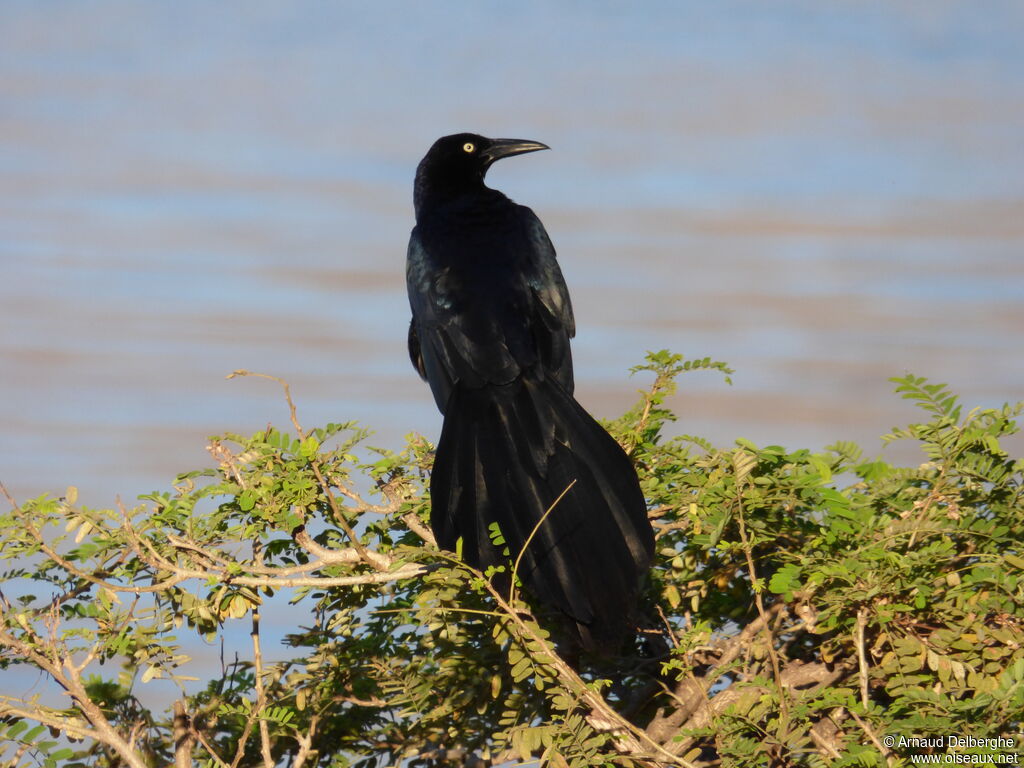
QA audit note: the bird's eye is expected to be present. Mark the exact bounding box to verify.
[463,142,475,153]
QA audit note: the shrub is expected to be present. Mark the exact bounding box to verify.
[1,354,1021,767]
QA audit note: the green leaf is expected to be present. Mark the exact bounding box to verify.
[1004,553,1024,571]
[808,455,832,482]
[299,436,321,458]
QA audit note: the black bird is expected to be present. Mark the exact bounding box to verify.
[406,133,654,650]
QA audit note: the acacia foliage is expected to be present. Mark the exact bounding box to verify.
[0,353,1022,768]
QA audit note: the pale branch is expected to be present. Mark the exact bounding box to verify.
[331,694,388,707]
[651,518,692,539]
[191,726,231,768]
[291,713,321,768]
[808,710,845,760]
[0,704,100,743]
[402,511,437,547]
[29,498,432,591]
[647,504,676,520]
[3,742,31,768]
[293,528,393,570]
[163,564,428,590]
[138,534,430,587]
[251,538,275,768]
[478,577,692,767]
[252,608,275,768]
[162,528,371,577]
[4,424,432,596]
[856,606,870,708]
[0,620,73,690]
[173,700,195,768]
[644,602,786,744]
[229,703,262,768]
[335,483,400,516]
[126,719,147,756]
[666,660,850,759]
[845,707,895,767]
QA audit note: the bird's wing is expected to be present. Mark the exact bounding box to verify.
[519,207,575,394]
[407,232,455,411]
[407,230,524,411]
[407,208,576,410]
[407,320,427,381]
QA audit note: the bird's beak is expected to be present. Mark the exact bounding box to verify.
[480,138,550,166]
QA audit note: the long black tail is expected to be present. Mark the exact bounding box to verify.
[430,374,654,650]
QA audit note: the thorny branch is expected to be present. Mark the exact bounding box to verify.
[0,438,432,768]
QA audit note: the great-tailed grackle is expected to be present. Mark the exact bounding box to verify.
[406,133,654,650]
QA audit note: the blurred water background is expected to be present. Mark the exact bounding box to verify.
[3,0,1023,509]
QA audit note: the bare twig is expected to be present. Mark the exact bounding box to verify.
[628,370,670,455]
[402,511,436,547]
[846,707,894,767]
[3,742,31,767]
[809,710,846,760]
[11,503,186,596]
[229,706,262,768]
[655,604,681,649]
[191,727,231,768]
[0,482,20,509]
[127,719,147,754]
[509,479,576,604]
[856,607,870,708]
[292,713,320,768]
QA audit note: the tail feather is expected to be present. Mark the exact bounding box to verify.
[430,374,654,650]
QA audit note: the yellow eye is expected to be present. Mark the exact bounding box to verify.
[463,142,475,153]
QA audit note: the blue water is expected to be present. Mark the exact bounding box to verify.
[2,0,1023,508]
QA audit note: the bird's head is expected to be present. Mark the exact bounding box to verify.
[414,133,549,217]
